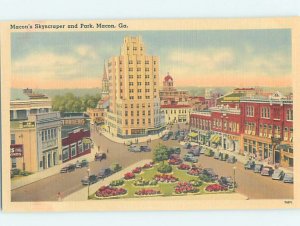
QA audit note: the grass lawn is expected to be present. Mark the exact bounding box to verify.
[91,162,232,200]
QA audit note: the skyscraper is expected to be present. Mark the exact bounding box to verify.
[105,36,164,138]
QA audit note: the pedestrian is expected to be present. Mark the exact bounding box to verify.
[57,192,62,201]
[107,148,109,153]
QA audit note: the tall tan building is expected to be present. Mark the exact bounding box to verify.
[106,36,165,138]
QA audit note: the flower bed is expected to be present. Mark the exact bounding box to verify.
[110,179,124,187]
[132,167,142,174]
[177,163,191,170]
[205,184,228,192]
[133,178,158,186]
[142,162,154,169]
[168,158,183,165]
[154,174,178,183]
[124,172,135,180]
[174,182,199,194]
[96,186,127,197]
[135,188,160,196]
[189,179,203,187]
[187,167,202,176]
[157,163,172,173]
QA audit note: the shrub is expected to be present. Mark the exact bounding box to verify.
[189,180,203,187]
[110,179,124,187]
[124,172,135,180]
[157,163,172,173]
[134,178,149,186]
[199,174,215,182]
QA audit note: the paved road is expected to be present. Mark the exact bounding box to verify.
[11,125,293,201]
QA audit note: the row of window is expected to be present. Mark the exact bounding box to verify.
[128,60,156,65]
[129,82,157,86]
[246,106,293,121]
[128,74,154,79]
[129,96,154,99]
[62,140,90,161]
[125,118,152,126]
[125,110,152,116]
[162,109,190,114]
[42,128,57,142]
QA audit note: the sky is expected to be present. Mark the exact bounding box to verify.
[11,29,292,89]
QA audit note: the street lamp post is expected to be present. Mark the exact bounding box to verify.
[19,134,25,171]
[233,166,236,192]
[87,168,90,200]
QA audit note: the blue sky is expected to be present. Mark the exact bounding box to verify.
[11,29,291,89]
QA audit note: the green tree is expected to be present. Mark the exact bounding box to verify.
[153,144,170,164]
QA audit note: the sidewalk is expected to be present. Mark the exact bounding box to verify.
[63,159,152,201]
[200,144,293,174]
[11,146,99,190]
[100,130,165,144]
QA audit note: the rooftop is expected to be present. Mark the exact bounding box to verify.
[160,104,191,109]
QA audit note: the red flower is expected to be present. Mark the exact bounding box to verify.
[124,172,135,180]
[132,167,142,174]
[96,186,127,197]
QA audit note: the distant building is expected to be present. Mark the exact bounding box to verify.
[61,112,90,126]
[161,104,192,125]
[159,73,189,105]
[101,63,109,97]
[86,96,109,125]
[188,96,206,111]
[205,88,222,108]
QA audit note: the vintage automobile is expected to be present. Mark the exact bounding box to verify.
[218,176,236,189]
[202,168,218,181]
[60,163,76,173]
[94,152,107,161]
[183,142,192,149]
[183,153,198,163]
[81,174,98,185]
[244,160,255,170]
[214,151,220,159]
[189,146,201,156]
[253,164,264,173]
[162,134,170,141]
[140,145,151,152]
[226,156,236,164]
[76,159,89,168]
[128,145,140,152]
[260,166,274,176]
[283,173,293,183]
[204,148,214,157]
[98,167,113,179]
[111,163,122,173]
[272,169,285,180]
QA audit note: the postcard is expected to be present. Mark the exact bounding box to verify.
[1,17,299,211]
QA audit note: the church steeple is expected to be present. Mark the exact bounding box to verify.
[102,62,108,81]
[101,61,109,97]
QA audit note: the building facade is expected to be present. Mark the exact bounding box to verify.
[161,104,192,125]
[105,36,165,138]
[190,91,293,168]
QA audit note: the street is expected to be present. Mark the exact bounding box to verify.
[11,125,293,201]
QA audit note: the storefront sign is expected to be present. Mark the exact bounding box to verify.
[21,121,35,128]
[10,144,23,158]
[82,137,92,144]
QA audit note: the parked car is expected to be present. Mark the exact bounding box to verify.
[81,174,98,185]
[94,152,106,161]
[260,166,274,176]
[76,159,89,168]
[283,173,293,183]
[183,153,198,163]
[168,131,174,136]
[200,146,205,154]
[214,151,220,159]
[170,147,181,154]
[162,134,170,141]
[183,142,191,149]
[140,145,151,152]
[272,169,285,180]
[253,164,263,173]
[178,135,185,142]
[244,160,255,170]
[202,168,218,180]
[98,167,112,179]
[111,163,122,173]
[128,145,140,152]
[204,148,214,157]
[60,163,76,173]
[189,146,201,156]
[226,156,236,164]
[218,176,236,189]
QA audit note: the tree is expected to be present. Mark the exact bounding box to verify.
[153,144,170,164]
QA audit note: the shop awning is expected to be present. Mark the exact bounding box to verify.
[210,134,220,143]
[188,132,198,138]
[101,125,108,130]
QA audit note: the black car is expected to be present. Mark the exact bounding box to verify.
[81,174,98,185]
[202,168,218,180]
[244,160,255,170]
[218,176,236,189]
[60,163,76,173]
[98,168,112,179]
[95,153,107,161]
